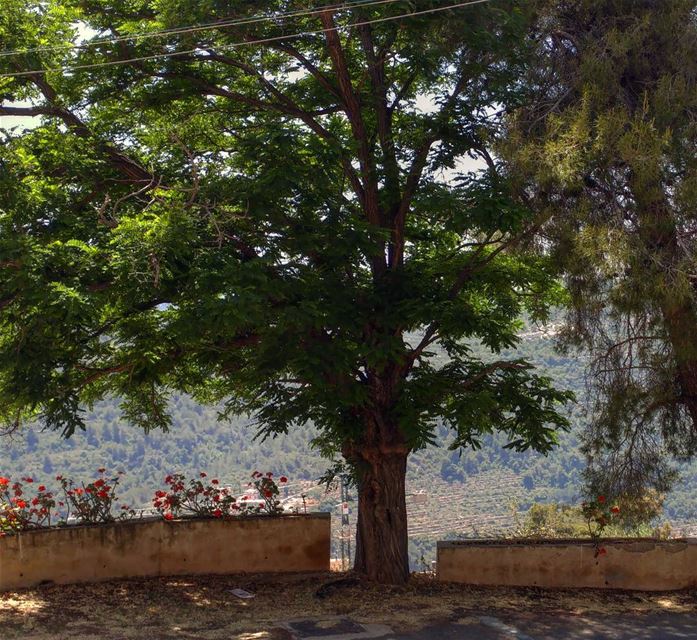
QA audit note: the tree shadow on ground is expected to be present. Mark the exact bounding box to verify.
[1,572,696,640]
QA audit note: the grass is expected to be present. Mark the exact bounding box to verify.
[2,572,697,639]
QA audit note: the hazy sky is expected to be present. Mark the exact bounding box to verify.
[0,94,484,174]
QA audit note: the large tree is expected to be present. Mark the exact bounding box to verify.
[0,0,571,583]
[503,0,697,500]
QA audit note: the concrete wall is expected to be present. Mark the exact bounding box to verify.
[0,513,330,591]
[437,539,697,591]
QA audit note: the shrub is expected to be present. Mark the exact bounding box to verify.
[0,470,136,535]
[0,476,57,534]
[152,471,288,520]
[581,495,621,557]
[57,469,136,525]
[248,471,286,516]
[0,469,291,534]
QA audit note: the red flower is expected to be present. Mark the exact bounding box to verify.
[211,479,219,485]
[155,490,166,498]
[15,499,27,508]
[611,506,620,514]
[199,472,207,478]
[97,490,109,499]
[0,477,9,487]
[280,476,288,483]
[98,468,106,474]
[74,488,84,496]
[264,490,273,498]
[55,475,63,481]
[213,509,222,518]
[266,472,273,478]
[597,495,606,503]
[165,475,173,483]
[23,477,34,483]
[38,485,46,492]
[31,497,40,506]
[94,479,105,488]
[252,471,260,478]
[164,513,174,521]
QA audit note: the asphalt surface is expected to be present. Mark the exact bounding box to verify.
[280,612,697,640]
[390,611,697,640]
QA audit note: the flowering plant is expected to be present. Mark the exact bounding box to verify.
[247,471,286,516]
[0,469,291,533]
[581,495,621,558]
[153,471,288,520]
[0,470,136,535]
[152,472,241,520]
[0,476,58,533]
[57,469,136,525]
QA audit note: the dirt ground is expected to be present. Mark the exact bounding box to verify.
[2,572,697,640]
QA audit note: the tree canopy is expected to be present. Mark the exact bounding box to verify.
[0,0,572,583]
[503,0,697,499]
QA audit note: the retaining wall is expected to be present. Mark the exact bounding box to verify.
[0,513,330,591]
[437,539,697,591]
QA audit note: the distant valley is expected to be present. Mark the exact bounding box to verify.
[3,328,697,567]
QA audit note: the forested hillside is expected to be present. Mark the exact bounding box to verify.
[3,327,697,566]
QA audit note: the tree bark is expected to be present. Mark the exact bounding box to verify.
[637,197,697,427]
[352,448,410,584]
[660,297,697,427]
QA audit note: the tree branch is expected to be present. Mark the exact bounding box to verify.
[461,361,530,390]
[320,10,381,229]
[269,42,342,101]
[172,59,368,209]
[4,76,153,183]
[390,71,472,269]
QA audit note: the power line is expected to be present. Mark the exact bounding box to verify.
[0,0,405,59]
[0,0,495,79]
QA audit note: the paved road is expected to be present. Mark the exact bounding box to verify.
[391,612,697,640]
[281,612,697,640]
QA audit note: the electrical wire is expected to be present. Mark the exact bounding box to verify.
[0,0,495,79]
[0,0,406,59]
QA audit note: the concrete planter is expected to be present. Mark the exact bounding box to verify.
[437,538,697,591]
[0,512,330,591]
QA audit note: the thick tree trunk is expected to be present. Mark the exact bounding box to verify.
[637,199,697,427]
[661,300,697,427]
[352,449,410,584]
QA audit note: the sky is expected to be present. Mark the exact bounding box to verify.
[0,96,484,173]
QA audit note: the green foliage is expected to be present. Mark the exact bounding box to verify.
[502,0,697,500]
[512,498,670,541]
[1,323,692,566]
[513,503,589,539]
[0,0,572,481]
